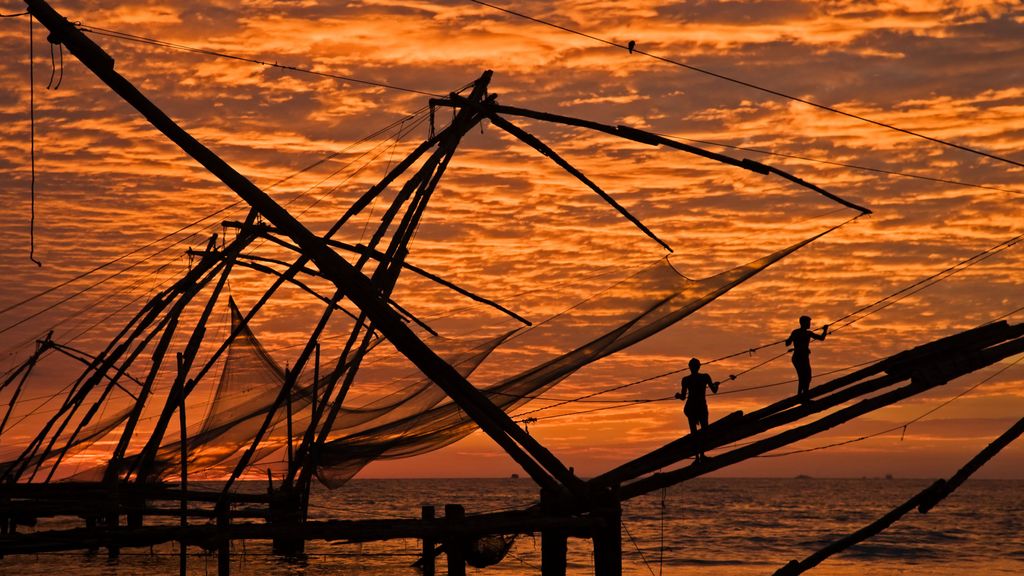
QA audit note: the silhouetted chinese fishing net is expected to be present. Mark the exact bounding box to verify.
[1,230,827,486]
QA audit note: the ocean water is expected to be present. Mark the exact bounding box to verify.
[3,478,1022,575]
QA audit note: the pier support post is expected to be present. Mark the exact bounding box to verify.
[592,503,621,576]
[270,487,304,556]
[541,528,568,576]
[106,483,120,559]
[444,504,466,576]
[540,488,567,575]
[217,508,231,576]
[421,505,436,576]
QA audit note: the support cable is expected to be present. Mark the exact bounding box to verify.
[28,14,41,266]
[77,24,441,97]
[512,230,1022,421]
[468,0,1024,170]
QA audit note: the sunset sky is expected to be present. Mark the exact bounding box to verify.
[0,0,1022,482]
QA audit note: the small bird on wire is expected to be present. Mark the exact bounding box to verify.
[627,40,636,53]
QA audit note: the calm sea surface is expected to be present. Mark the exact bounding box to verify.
[4,478,1022,575]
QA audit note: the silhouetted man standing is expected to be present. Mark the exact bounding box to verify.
[786,315,828,398]
[676,357,719,462]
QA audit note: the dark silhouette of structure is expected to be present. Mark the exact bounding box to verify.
[675,357,719,462]
[786,315,828,397]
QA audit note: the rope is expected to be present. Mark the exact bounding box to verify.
[468,0,1024,170]
[28,14,41,267]
[828,231,1024,333]
[78,24,442,97]
[0,107,431,351]
[514,289,1023,424]
[658,486,666,576]
[622,518,657,576]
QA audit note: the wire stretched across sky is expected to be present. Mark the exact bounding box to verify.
[77,24,443,97]
[467,0,1024,171]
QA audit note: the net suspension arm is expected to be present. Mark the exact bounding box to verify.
[0,333,51,437]
[432,96,872,215]
[441,92,672,252]
[293,119,471,492]
[4,234,228,482]
[105,233,250,482]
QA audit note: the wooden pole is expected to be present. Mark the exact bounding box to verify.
[435,96,872,215]
[217,507,231,576]
[421,505,435,576]
[541,488,568,576]
[312,342,319,419]
[444,504,466,576]
[285,366,294,471]
[177,351,188,576]
[592,503,621,576]
[620,332,1024,499]
[487,112,672,252]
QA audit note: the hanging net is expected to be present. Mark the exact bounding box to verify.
[313,232,822,486]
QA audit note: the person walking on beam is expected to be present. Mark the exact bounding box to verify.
[676,357,719,463]
[786,315,828,401]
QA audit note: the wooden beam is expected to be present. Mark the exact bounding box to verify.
[433,96,872,215]
[774,416,1024,575]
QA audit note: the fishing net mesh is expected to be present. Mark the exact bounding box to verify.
[167,234,816,487]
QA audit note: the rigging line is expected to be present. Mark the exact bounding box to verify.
[28,14,41,266]
[467,0,1024,170]
[0,250,184,360]
[511,357,882,417]
[481,227,1014,418]
[516,397,664,422]
[1,11,29,17]
[78,24,442,97]
[0,107,426,326]
[218,108,429,258]
[669,134,1021,196]
[988,302,1024,324]
[622,518,657,576]
[705,228,1024,366]
[62,261,180,346]
[762,352,1024,459]
[829,231,1024,332]
[0,202,238,318]
[0,226,219,338]
[292,112,431,219]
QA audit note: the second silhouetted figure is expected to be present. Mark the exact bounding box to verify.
[676,357,719,463]
[786,315,828,398]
